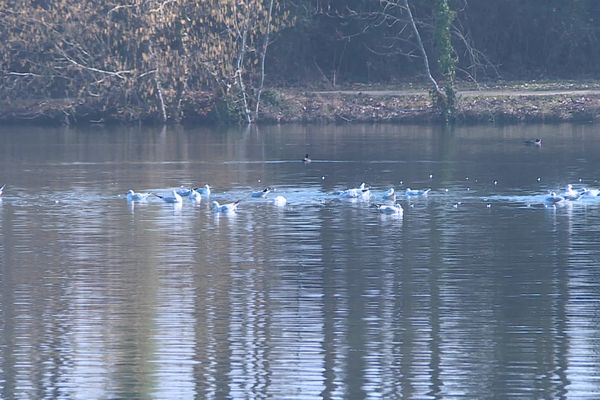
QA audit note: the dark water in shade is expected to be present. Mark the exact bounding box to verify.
[1,123,600,399]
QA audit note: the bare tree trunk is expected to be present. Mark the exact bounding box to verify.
[254,0,274,121]
[402,0,444,100]
[155,71,167,123]
[236,25,252,125]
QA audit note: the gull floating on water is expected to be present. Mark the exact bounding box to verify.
[382,188,396,201]
[196,184,211,197]
[273,195,287,207]
[562,184,581,201]
[545,192,565,204]
[212,200,240,213]
[405,188,431,196]
[580,187,600,197]
[252,187,272,198]
[189,188,202,203]
[176,186,194,197]
[126,189,150,202]
[340,183,370,200]
[153,190,183,204]
[376,203,403,215]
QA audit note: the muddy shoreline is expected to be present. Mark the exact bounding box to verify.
[2,84,600,125]
[258,87,600,124]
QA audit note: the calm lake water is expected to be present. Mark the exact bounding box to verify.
[1,123,600,399]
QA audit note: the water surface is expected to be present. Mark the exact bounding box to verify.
[1,123,600,399]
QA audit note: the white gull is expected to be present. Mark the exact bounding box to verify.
[382,188,396,201]
[340,183,371,200]
[197,184,211,196]
[252,187,272,198]
[189,188,202,203]
[562,184,580,201]
[126,189,150,202]
[212,200,240,213]
[545,192,565,205]
[153,190,183,204]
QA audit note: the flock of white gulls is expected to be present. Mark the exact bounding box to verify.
[544,184,600,204]
[117,166,600,216]
[2,147,600,214]
[125,181,413,215]
[126,184,282,214]
[116,151,600,216]
[1,178,599,217]
[120,179,600,217]
[119,153,445,216]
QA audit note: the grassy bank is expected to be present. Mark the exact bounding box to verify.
[258,81,600,124]
[3,82,600,125]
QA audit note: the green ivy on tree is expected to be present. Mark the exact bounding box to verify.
[434,0,457,122]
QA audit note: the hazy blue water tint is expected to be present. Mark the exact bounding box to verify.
[1,124,600,399]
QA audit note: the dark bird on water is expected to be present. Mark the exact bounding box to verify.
[524,138,542,146]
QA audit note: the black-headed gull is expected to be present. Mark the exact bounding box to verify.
[212,200,240,213]
[580,187,600,197]
[340,183,370,200]
[189,188,202,203]
[562,184,580,201]
[545,192,565,204]
[176,186,193,196]
[153,190,183,204]
[252,187,272,198]
[382,188,396,201]
[196,184,211,197]
[126,189,150,202]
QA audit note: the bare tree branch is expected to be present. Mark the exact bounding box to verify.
[402,0,443,96]
[56,46,133,80]
[6,72,42,77]
[149,0,177,14]
[107,4,135,16]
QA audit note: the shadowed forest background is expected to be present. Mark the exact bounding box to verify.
[280,1,600,83]
[1,0,600,122]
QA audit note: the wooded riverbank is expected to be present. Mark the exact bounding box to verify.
[259,86,600,124]
[4,2,600,126]
[3,82,600,125]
